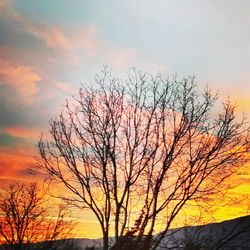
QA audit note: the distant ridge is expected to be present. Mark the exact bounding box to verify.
[159,215,250,249]
[1,215,249,249]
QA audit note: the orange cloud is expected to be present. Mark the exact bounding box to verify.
[0,146,36,183]
[2,126,40,140]
[0,65,41,104]
[0,0,10,9]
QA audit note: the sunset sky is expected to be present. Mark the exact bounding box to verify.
[0,0,250,238]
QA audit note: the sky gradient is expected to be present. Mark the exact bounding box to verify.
[0,0,250,238]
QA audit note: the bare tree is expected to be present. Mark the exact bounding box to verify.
[35,69,250,250]
[0,183,75,250]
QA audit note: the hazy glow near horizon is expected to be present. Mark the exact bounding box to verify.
[0,0,250,238]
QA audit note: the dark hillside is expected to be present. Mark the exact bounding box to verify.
[1,215,249,249]
[159,215,250,249]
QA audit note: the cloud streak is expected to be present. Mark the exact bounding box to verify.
[0,65,41,101]
[2,126,40,140]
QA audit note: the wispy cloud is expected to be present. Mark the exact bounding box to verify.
[15,14,101,65]
[15,17,81,64]
[0,2,99,65]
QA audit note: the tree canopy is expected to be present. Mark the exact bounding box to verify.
[36,69,250,250]
[0,182,75,250]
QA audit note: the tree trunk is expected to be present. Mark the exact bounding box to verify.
[103,232,109,250]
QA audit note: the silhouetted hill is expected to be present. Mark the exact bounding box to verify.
[159,215,250,249]
[1,215,249,249]
[0,238,103,250]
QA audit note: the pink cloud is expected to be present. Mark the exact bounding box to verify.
[73,25,99,56]
[31,26,71,51]
[104,48,169,73]
[108,49,139,66]
[53,81,72,93]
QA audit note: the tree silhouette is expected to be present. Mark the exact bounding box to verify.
[35,69,250,250]
[0,183,75,250]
